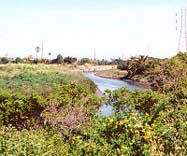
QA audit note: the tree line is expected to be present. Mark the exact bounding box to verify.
[0,54,119,65]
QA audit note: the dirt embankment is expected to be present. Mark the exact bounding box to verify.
[95,69,128,79]
[95,69,151,89]
[76,64,117,72]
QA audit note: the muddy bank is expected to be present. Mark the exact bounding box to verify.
[94,72,150,90]
[95,69,127,79]
[94,69,150,89]
[123,79,151,89]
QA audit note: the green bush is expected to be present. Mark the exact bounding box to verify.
[0,127,66,156]
[0,72,78,96]
[0,57,9,64]
[0,92,47,129]
[78,58,92,65]
[15,57,23,64]
[0,55,186,155]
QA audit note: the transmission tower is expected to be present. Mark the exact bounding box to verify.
[176,9,187,52]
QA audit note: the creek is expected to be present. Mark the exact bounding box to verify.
[83,72,143,116]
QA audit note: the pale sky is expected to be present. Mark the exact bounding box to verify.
[0,0,187,60]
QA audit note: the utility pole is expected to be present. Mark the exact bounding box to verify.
[41,40,44,59]
[176,9,187,52]
[94,48,96,61]
[35,46,40,59]
[121,53,125,60]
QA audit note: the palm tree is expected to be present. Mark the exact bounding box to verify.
[139,55,148,64]
[136,55,148,74]
[125,55,148,78]
[48,52,52,60]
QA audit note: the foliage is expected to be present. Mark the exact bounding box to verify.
[1,85,186,155]
[0,81,101,130]
[117,60,129,70]
[0,64,100,131]
[78,78,97,94]
[0,92,46,129]
[121,52,187,93]
[41,82,102,133]
[102,86,187,155]
[149,53,187,92]
[0,53,187,155]
[95,59,112,65]
[57,54,63,64]
[78,58,92,65]
[63,56,77,64]
[0,127,66,156]
[0,57,9,64]
[0,72,77,96]
[14,57,23,64]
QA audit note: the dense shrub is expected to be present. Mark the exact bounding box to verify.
[15,57,23,64]
[0,72,79,96]
[78,58,92,65]
[0,92,47,129]
[0,127,66,156]
[0,64,101,131]
[0,57,9,64]
[1,86,186,155]
[117,61,129,70]
[0,53,186,155]
[63,56,77,64]
[57,54,63,64]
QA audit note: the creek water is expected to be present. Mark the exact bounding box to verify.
[83,72,142,116]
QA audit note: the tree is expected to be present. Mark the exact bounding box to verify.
[125,55,148,78]
[63,56,77,64]
[0,57,9,64]
[79,58,91,65]
[15,57,23,64]
[57,54,63,64]
[48,52,52,60]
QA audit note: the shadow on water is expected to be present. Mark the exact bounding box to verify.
[84,72,144,117]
